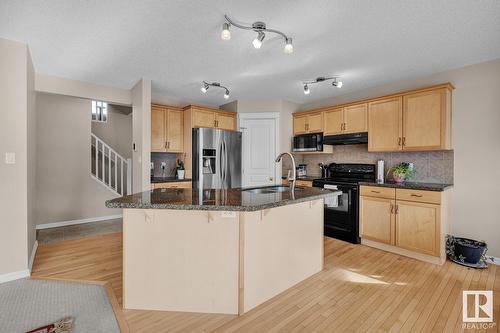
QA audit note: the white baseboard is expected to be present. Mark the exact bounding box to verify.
[29,240,38,272]
[486,256,500,265]
[0,269,30,284]
[36,214,123,230]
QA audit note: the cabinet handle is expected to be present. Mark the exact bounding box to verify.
[398,137,402,146]
[165,141,168,148]
[371,190,380,193]
[411,194,423,197]
[343,123,347,131]
[402,137,406,146]
[395,205,399,214]
[390,203,394,214]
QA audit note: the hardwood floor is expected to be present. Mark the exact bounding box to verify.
[31,233,499,332]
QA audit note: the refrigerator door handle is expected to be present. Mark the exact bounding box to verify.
[222,139,226,185]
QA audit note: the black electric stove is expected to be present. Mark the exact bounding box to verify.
[312,163,376,244]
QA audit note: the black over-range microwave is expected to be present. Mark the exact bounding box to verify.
[292,133,324,152]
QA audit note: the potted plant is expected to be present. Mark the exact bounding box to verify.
[390,162,413,184]
[176,160,185,180]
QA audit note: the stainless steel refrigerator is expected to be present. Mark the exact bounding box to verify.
[192,128,242,190]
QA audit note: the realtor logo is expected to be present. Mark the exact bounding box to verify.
[463,291,493,322]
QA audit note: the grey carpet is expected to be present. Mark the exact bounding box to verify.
[0,279,121,333]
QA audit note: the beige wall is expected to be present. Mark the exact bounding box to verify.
[27,48,37,265]
[0,38,32,276]
[36,74,131,106]
[35,93,121,225]
[91,104,132,159]
[131,79,151,192]
[299,58,500,258]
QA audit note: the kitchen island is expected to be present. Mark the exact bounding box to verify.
[106,186,334,315]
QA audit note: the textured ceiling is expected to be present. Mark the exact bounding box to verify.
[1,0,500,107]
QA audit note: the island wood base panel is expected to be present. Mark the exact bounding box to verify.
[122,199,324,314]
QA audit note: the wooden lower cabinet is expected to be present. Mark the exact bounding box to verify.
[395,201,440,256]
[153,181,192,190]
[360,196,395,245]
[360,185,449,265]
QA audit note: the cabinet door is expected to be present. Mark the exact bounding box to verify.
[402,89,445,151]
[293,115,308,135]
[368,97,402,152]
[360,196,395,244]
[396,201,440,256]
[216,112,236,131]
[151,106,166,152]
[192,109,216,128]
[307,113,323,133]
[166,109,184,152]
[344,103,367,134]
[324,108,344,135]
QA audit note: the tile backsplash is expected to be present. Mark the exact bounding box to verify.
[282,144,453,184]
[151,152,178,177]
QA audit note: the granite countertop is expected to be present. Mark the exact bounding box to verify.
[281,176,318,182]
[106,186,335,211]
[151,177,192,184]
[358,181,453,192]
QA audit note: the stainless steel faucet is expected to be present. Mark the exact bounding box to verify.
[275,152,296,192]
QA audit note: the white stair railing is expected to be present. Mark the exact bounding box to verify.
[91,133,131,196]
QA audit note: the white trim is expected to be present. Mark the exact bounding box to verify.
[36,214,123,230]
[238,112,281,186]
[29,241,38,272]
[0,270,30,284]
[486,256,500,265]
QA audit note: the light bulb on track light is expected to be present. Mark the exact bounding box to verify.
[303,84,310,95]
[284,38,293,54]
[221,23,231,40]
[252,31,265,49]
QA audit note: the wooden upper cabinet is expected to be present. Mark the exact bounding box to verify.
[216,112,237,131]
[395,201,440,256]
[402,88,451,151]
[368,97,403,152]
[293,115,308,135]
[192,108,216,128]
[307,112,323,133]
[324,108,344,135]
[166,109,184,152]
[360,196,395,245]
[151,105,167,152]
[293,112,323,135]
[343,103,367,134]
[151,104,184,153]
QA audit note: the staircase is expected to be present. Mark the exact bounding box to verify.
[91,133,131,196]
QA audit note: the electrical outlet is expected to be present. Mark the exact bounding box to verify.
[5,152,15,164]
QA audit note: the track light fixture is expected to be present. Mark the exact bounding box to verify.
[221,14,293,54]
[200,81,230,99]
[302,77,343,95]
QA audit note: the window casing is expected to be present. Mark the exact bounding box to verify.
[92,101,108,122]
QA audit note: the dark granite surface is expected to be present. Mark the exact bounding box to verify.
[281,176,319,182]
[358,181,453,192]
[151,177,192,184]
[106,186,335,211]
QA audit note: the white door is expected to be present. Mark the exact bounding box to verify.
[240,114,279,188]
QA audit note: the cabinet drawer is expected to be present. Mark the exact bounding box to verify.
[154,181,192,189]
[396,189,441,204]
[295,180,313,188]
[360,186,395,199]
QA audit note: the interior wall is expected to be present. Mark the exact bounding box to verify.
[131,79,152,192]
[27,47,37,264]
[0,38,29,276]
[35,93,121,226]
[91,104,132,159]
[299,58,500,258]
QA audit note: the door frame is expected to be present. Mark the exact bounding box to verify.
[238,112,281,186]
